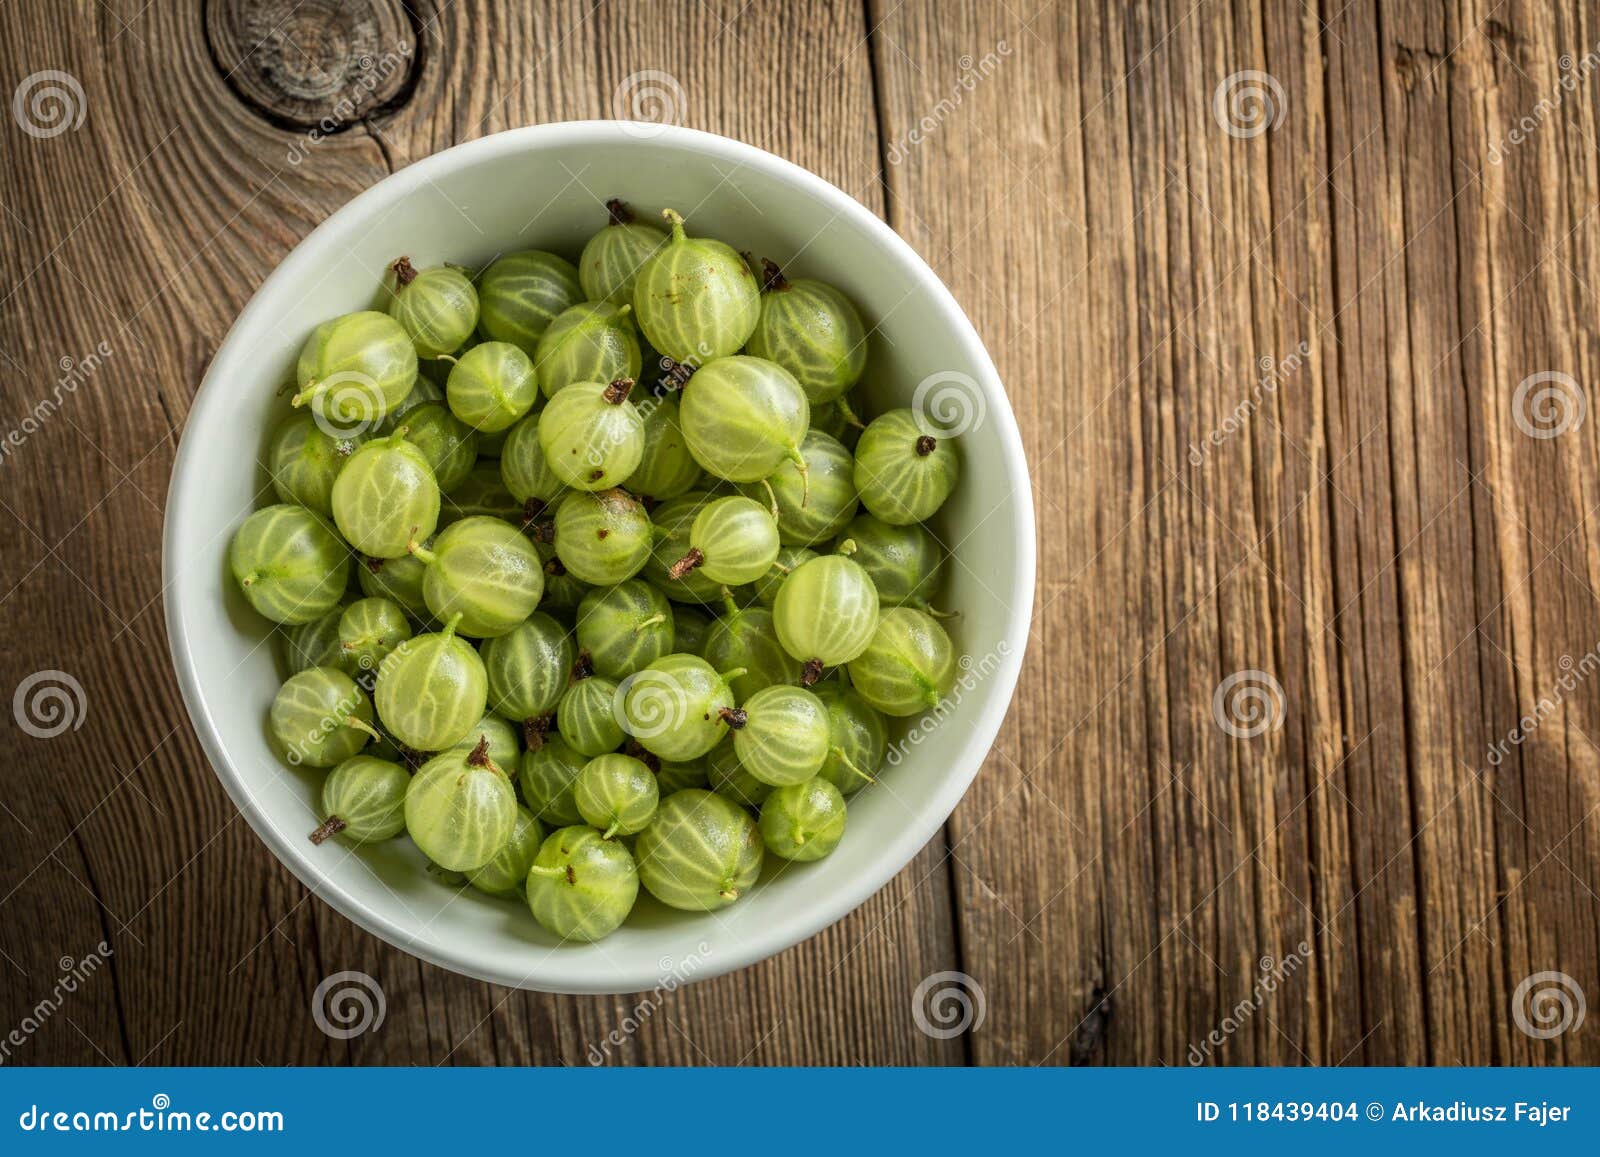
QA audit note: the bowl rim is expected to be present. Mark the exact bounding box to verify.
[163,120,1037,993]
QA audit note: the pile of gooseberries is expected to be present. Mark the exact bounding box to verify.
[231,203,967,944]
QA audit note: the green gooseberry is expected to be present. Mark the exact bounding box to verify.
[706,737,771,808]
[632,208,760,362]
[526,826,639,942]
[387,257,479,358]
[772,549,881,673]
[336,596,412,676]
[743,258,867,404]
[626,391,701,501]
[643,492,728,605]
[556,662,624,757]
[476,249,583,354]
[579,198,667,306]
[635,789,764,911]
[267,410,355,516]
[230,504,351,625]
[396,401,478,492]
[702,596,799,703]
[444,341,539,433]
[837,513,945,609]
[466,806,545,896]
[357,548,430,621]
[519,734,586,826]
[538,377,644,490]
[619,654,741,762]
[412,515,543,638]
[291,310,418,433]
[574,754,659,837]
[311,755,409,845]
[813,681,887,796]
[759,779,847,862]
[449,712,521,771]
[679,355,809,485]
[482,612,575,736]
[499,412,566,506]
[729,684,829,786]
[671,606,711,657]
[405,737,517,871]
[576,580,673,680]
[753,545,816,609]
[552,488,652,585]
[669,495,780,586]
[283,604,344,674]
[534,539,593,610]
[853,408,959,525]
[846,606,957,717]
[739,429,857,546]
[270,666,380,768]
[441,462,522,524]
[330,432,440,559]
[374,613,488,750]
[534,301,642,399]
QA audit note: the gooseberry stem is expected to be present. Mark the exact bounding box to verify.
[831,746,876,785]
[718,706,748,730]
[633,613,667,633]
[309,815,347,844]
[836,538,858,556]
[758,258,790,293]
[440,613,463,642]
[923,604,961,620]
[720,590,741,618]
[757,478,779,521]
[603,378,636,405]
[606,197,633,226]
[834,394,866,429]
[522,714,552,750]
[719,667,749,684]
[344,716,383,742]
[527,864,568,880]
[788,447,810,505]
[667,547,704,580]
[289,380,327,409]
[661,207,688,243]
[407,528,437,565]
[602,821,620,840]
[800,658,824,686]
[915,434,937,457]
[390,255,418,288]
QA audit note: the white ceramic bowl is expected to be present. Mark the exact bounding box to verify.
[164,122,1035,993]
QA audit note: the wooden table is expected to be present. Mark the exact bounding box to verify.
[2,0,1596,1066]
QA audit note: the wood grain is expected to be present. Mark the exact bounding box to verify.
[1,0,1597,1066]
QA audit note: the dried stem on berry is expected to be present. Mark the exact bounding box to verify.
[605,197,633,225]
[571,651,595,680]
[718,707,748,729]
[758,258,790,293]
[668,547,704,580]
[309,815,347,844]
[602,378,635,404]
[522,713,553,751]
[390,256,418,288]
[800,658,824,686]
[915,434,937,457]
